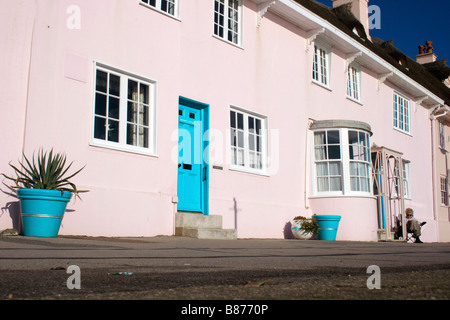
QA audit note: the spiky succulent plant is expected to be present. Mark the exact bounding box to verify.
[2,149,88,198]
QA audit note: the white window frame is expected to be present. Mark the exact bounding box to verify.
[140,0,179,19]
[312,42,331,88]
[311,128,372,197]
[312,129,343,194]
[347,63,361,103]
[213,0,243,47]
[229,106,268,175]
[440,175,448,206]
[393,92,411,134]
[402,160,411,199]
[91,63,157,156]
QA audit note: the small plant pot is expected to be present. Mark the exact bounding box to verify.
[18,189,72,238]
[291,219,314,240]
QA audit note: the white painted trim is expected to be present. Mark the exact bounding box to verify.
[139,0,181,21]
[213,0,244,47]
[393,91,412,136]
[91,62,158,157]
[310,127,373,197]
[229,105,269,176]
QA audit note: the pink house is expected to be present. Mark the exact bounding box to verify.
[1,0,449,242]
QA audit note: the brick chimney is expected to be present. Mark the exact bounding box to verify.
[332,0,370,39]
[416,41,437,64]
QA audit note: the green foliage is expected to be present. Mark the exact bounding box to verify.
[293,216,319,234]
[2,148,88,198]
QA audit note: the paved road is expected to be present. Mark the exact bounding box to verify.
[1,235,449,307]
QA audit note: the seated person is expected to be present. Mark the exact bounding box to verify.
[405,208,426,243]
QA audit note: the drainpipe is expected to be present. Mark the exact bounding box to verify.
[22,0,38,158]
[304,119,314,211]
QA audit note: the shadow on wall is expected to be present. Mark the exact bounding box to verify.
[284,221,295,239]
[1,201,21,234]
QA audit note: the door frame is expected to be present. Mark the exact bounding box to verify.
[177,96,209,215]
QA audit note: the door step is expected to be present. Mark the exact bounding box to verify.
[175,212,237,240]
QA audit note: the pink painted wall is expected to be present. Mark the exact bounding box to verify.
[0,0,438,241]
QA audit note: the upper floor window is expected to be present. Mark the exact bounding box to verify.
[140,0,178,18]
[214,0,242,46]
[92,63,156,155]
[393,92,411,134]
[230,107,267,174]
[312,44,330,87]
[347,64,361,102]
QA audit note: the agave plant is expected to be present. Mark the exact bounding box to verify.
[2,149,88,198]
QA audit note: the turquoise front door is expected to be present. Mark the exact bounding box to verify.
[177,97,209,214]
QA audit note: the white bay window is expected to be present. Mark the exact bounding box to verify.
[311,120,372,196]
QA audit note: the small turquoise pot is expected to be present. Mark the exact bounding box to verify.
[314,215,341,241]
[18,189,72,238]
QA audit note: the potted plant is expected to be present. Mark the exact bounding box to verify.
[291,216,319,240]
[1,148,88,238]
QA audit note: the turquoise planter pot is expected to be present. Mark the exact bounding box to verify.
[314,215,341,241]
[18,189,72,238]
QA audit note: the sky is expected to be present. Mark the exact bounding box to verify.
[313,0,450,62]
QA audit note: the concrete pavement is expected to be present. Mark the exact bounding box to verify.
[1,235,450,301]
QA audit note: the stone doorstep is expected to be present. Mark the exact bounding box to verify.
[175,212,237,240]
[176,227,237,240]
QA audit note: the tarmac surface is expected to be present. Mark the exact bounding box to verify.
[1,234,449,313]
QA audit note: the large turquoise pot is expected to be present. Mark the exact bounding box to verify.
[17,189,72,238]
[314,215,341,241]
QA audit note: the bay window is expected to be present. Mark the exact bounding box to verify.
[311,121,372,196]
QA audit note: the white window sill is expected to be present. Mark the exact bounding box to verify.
[311,80,332,92]
[393,127,413,137]
[229,166,269,177]
[90,140,158,158]
[212,35,244,50]
[346,96,363,106]
[139,2,181,22]
[309,193,375,199]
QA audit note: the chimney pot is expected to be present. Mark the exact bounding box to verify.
[418,45,425,55]
[426,41,433,53]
